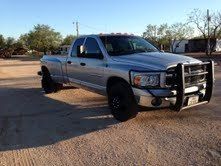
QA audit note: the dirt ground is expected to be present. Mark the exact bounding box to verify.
[0,57,220,166]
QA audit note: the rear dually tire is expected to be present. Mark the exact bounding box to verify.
[41,70,63,94]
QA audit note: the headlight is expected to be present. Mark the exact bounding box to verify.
[130,71,160,88]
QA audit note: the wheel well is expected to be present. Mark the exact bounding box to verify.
[106,77,130,94]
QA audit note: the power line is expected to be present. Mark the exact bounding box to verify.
[79,22,105,32]
[73,21,108,35]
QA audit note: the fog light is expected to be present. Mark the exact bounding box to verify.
[151,98,162,107]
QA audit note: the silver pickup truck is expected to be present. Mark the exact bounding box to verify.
[39,34,214,121]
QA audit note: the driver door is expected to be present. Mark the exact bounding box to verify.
[66,37,85,86]
[77,37,106,92]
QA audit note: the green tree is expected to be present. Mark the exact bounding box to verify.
[142,24,158,46]
[169,23,193,52]
[0,34,5,49]
[143,24,169,50]
[5,37,16,48]
[18,34,29,47]
[62,35,76,45]
[27,24,62,54]
[157,24,171,49]
[143,23,193,52]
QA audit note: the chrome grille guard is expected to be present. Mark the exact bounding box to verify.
[173,60,214,111]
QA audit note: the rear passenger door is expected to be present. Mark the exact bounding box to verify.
[78,37,106,91]
[66,37,85,85]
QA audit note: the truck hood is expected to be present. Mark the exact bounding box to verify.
[111,52,201,70]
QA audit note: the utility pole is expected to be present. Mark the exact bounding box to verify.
[73,21,79,37]
[76,21,79,37]
[207,9,211,55]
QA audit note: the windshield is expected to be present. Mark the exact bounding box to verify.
[100,35,159,56]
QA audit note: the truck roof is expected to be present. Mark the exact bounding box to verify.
[79,33,136,38]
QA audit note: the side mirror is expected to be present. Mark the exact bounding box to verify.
[77,45,85,57]
[80,45,85,54]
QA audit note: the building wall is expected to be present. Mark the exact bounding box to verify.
[188,38,217,52]
[171,38,221,53]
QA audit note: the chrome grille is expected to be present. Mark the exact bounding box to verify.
[184,65,207,86]
[166,64,207,87]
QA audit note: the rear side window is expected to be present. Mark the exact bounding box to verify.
[71,38,85,57]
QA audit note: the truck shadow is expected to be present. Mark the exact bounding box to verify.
[0,87,118,151]
[1,77,220,152]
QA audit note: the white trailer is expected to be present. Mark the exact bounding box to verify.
[171,40,188,53]
[215,39,221,52]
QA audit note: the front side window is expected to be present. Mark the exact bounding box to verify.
[100,35,159,56]
[71,38,85,57]
[83,37,103,59]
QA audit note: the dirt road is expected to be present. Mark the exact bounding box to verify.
[0,57,220,166]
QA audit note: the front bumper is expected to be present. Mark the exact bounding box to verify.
[132,61,214,111]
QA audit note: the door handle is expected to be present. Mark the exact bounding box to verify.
[80,62,86,66]
[67,61,72,64]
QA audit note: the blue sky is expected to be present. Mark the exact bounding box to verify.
[0,0,221,38]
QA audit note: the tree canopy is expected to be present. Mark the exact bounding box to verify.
[62,35,76,45]
[0,34,5,49]
[5,37,16,48]
[25,24,62,54]
[0,35,17,49]
[143,23,193,51]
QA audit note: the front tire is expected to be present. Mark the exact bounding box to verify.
[108,82,138,122]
